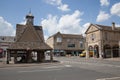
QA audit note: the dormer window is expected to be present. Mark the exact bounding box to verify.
[56,37,62,42]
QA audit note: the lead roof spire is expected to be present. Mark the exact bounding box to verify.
[26,10,34,25]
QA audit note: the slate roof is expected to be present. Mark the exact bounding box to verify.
[94,24,120,31]
[85,23,120,34]
[48,32,83,39]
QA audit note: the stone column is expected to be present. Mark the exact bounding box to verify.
[99,45,103,59]
[99,41,103,59]
[26,50,32,63]
[37,51,44,62]
[37,51,40,62]
[40,51,45,62]
[50,50,53,62]
[85,42,89,59]
[6,50,10,64]
[111,48,113,58]
[14,51,17,64]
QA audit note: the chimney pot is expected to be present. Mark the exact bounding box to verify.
[112,22,115,30]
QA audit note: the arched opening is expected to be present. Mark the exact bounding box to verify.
[112,45,119,57]
[88,46,93,57]
[94,45,99,58]
[104,44,111,58]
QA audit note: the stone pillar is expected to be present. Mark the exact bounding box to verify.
[41,51,45,62]
[85,42,89,59]
[111,48,113,58]
[37,51,45,62]
[14,51,17,64]
[26,50,32,63]
[6,50,10,64]
[37,51,40,62]
[99,44,103,59]
[50,50,53,62]
[99,40,103,59]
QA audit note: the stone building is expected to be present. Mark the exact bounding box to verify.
[85,22,120,58]
[46,32,85,56]
[7,12,52,63]
[0,36,15,58]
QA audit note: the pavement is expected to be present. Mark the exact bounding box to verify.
[0,58,59,68]
[0,57,119,68]
[105,57,120,62]
[0,57,120,80]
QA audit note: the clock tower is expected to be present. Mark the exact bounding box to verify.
[26,11,34,25]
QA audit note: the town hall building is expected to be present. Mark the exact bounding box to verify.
[85,22,120,58]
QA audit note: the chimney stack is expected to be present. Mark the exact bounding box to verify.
[112,22,115,30]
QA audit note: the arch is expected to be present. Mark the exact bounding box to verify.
[104,44,111,58]
[88,46,93,51]
[88,46,94,57]
[94,45,99,58]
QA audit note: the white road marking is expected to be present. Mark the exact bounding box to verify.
[43,65,72,69]
[64,65,72,67]
[18,65,72,73]
[62,61,120,68]
[96,77,120,80]
[18,68,62,73]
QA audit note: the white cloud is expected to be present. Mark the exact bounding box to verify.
[19,17,26,25]
[115,24,120,27]
[20,20,26,25]
[111,2,120,17]
[58,4,70,11]
[41,10,85,40]
[100,0,109,6]
[44,0,70,11]
[0,16,15,36]
[96,11,110,22]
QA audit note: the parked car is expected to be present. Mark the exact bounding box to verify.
[79,50,93,57]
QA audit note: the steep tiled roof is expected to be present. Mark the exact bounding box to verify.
[9,24,51,50]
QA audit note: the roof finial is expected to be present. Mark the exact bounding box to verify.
[27,8,33,16]
[29,8,31,14]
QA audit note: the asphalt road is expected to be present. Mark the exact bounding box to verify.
[0,57,120,80]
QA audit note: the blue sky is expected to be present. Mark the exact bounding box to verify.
[0,0,120,40]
